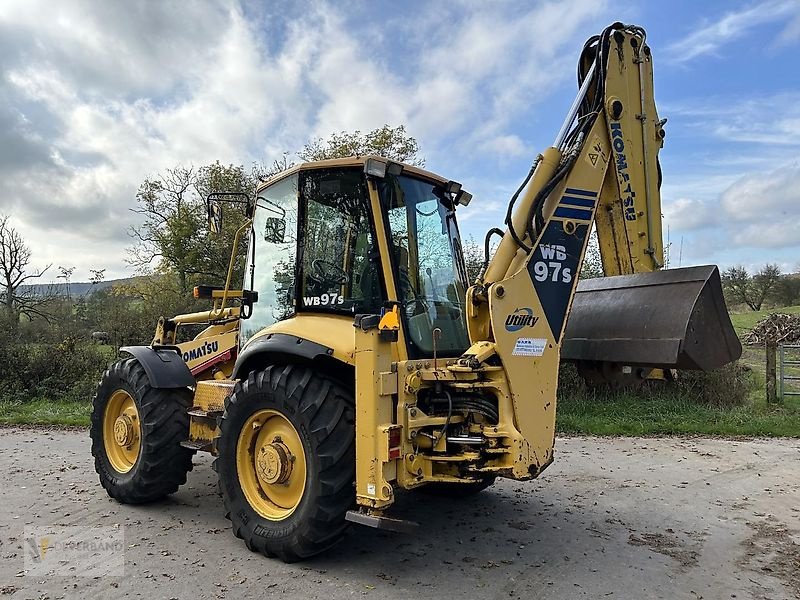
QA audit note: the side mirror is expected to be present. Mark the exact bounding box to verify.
[264,216,286,243]
[207,200,223,234]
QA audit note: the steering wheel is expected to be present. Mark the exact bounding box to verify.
[309,259,349,285]
[404,297,429,318]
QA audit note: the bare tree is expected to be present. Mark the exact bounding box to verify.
[89,268,106,285]
[58,265,75,299]
[0,215,52,322]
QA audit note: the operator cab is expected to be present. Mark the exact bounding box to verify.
[241,156,472,359]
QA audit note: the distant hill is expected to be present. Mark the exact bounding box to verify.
[19,277,133,297]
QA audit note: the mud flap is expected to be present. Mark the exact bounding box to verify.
[561,265,742,371]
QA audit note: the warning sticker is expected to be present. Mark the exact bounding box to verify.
[585,134,607,168]
[512,337,547,357]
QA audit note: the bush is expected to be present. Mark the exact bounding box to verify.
[557,362,586,397]
[0,335,112,403]
[673,362,755,408]
[557,360,755,408]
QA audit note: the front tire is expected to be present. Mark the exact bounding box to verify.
[90,358,194,504]
[215,365,355,562]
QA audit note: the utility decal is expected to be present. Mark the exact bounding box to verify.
[610,122,637,222]
[512,337,547,357]
[183,340,219,363]
[504,307,539,332]
[303,293,345,306]
[528,221,591,341]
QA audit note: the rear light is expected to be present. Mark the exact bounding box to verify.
[388,426,402,460]
[193,285,222,299]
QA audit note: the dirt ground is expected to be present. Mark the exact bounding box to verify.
[0,428,798,600]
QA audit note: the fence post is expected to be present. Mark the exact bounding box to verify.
[766,341,777,404]
[779,344,784,402]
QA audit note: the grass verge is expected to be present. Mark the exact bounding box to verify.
[2,392,797,437]
[557,391,800,437]
[0,398,91,427]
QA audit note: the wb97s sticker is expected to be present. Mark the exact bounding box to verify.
[512,337,547,357]
[303,293,345,306]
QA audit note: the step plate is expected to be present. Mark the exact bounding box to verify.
[345,510,418,533]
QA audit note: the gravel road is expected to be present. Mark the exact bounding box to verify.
[0,428,798,600]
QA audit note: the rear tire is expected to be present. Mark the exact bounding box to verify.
[215,364,355,562]
[90,358,194,504]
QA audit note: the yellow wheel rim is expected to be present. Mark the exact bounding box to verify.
[103,389,141,474]
[237,409,307,521]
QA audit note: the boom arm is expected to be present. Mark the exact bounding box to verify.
[472,24,652,342]
[480,24,663,290]
[457,24,639,459]
[591,26,666,275]
[467,23,740,395]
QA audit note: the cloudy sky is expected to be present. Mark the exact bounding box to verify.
[1,0,799,282]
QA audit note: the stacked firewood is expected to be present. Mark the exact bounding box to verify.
[743,313,800,345]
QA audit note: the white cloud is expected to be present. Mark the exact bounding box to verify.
[662,197,714,231]
[665,0,800,63]
[0,0,611,279]
[663,161,800,268]
[482,134,529,158]
[720,162,800,225]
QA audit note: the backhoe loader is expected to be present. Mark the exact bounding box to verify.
[90,23,741,562]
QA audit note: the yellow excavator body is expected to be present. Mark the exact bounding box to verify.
[90,23,740,562]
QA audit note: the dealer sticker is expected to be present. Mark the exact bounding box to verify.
[512,337,547,357]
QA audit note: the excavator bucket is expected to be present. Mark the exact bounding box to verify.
[561,265,742,371]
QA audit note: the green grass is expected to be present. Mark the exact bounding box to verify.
[0,398,91,427]
[557,390,800,437]
[3,307,800,437]
[554,304,800,437]
[731,305,800,401]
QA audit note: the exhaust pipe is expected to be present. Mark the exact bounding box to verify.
[562,265,741,371]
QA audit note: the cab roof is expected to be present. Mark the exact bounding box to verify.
[255,155,449,193]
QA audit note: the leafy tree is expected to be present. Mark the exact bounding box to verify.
[87,283,153,347]
[752,264,782,308]
[128,166,207,295]
[462,236,485,283]
[580,229,603,280]
[773,274,800,308]
[298,125,423,165]
[128,163,265,297]
[126,126,422,324]
[722,264,782,311]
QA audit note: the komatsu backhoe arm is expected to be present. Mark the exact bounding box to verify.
[468,23,740,382]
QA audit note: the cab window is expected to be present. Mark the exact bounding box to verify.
[299,168,382,315]
[241,174,299,344]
